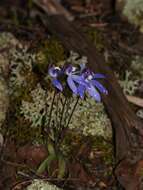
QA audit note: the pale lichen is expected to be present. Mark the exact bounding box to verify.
[118,70,139,95]
[69,96,112,137]
[20,84,47,127]
[136,109,143,119]
[27,179,63,190]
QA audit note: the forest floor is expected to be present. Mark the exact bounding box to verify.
[0,1,143,190]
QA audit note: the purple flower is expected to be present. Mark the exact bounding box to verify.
[48,66,63,91]
[48,64,108,102]
[78,70,108,101]
[65,65,86,95]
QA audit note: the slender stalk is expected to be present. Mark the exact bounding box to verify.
[41,89,48,142]
[47,90,56,130]
[59,96,67,130]
[63,98,71,125]
[66,97,79,128]
[58,97,79,145]
[55,93,60,128]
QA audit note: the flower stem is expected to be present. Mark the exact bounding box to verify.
[59,96,67,130]
[66,97,79,128]
[47,90,56,130]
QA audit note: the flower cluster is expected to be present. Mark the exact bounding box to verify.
[48,64,108,102]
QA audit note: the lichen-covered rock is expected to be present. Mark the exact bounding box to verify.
[0,33,18,128]
[0,32,19,76]
[27,180,63,190]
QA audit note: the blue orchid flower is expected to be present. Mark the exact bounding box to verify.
[48,66,63,91]
[65,65,86,95]
[48,64,108,102]
[78,70,108,101]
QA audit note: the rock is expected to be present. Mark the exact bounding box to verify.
[26,179,63,190]
[0,32,20,129]
[17,145,48,167]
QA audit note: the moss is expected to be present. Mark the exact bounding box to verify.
[35,38,65,74]
[8,116,43,146]
[86,28,105,52]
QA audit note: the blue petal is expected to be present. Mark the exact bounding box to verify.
[93,74,106,79]
[78,84,86,99]
[67,76,77,94]
[91,80,108,94]
[86,85,101,102]
[52,79,63,91]
[72,75,87,86]
[49,67,56,77]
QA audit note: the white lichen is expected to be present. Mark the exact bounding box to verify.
[136,109,143,119]
[69,96,112,137]
[20,84,47,127]
[27,179,63,190]
[119,70,139,95]
[0,32,19,49]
